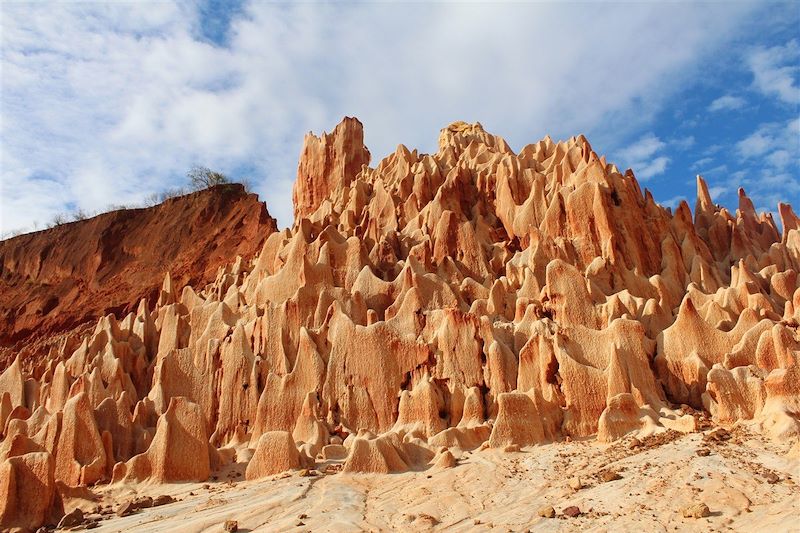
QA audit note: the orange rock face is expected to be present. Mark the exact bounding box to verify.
[2,118,799,530]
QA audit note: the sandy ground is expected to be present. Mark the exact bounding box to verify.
[69,427,798,533]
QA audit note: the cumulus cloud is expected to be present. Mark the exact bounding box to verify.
[708,94,746,111]
[691,157,714,170]
[732,118,800,213]
[736,119,798,161]
[0,1,764,232]
[615,133,670,180]
[747,39,800,104]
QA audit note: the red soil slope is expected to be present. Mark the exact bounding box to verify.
[0,184,276,368]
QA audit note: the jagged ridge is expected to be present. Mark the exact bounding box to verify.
[1,118,799,530]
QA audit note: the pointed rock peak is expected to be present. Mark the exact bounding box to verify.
[779,202,800,242]
[575,133,594,160]
[157,272,176,307]
[293,116,371,222]
[695,175,714,211]
[738,188,757,217]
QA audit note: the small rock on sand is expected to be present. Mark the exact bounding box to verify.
[116,501,134,517]
[703,428,730,443]
[599,469,622,482]
[538,505,556,518]
[223,519,239,532]
[763,471,780,484]
[562,506,582,518]
[681,503,710,518]
[135,496,153,509]
[154,495,176,507]
[57,508,84,529]
[569,477,584,490]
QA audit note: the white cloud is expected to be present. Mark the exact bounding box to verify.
[0,1,765,233]
[637,157,671,180]
[708,94,746,111]
[699,164,728,177]
[736,119,797,161]
[728,118,800,214]
[708,185,729,200]
[691,157,714,170]
[617,134,666,162]
[671,135,695,151]
[747,39,800,104]
[615,133,670,180]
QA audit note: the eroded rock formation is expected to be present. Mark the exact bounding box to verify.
[2,117,799,530]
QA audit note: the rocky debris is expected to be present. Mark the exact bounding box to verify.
[135,496,153,509]
[681,502,711,518]
[562,506,582,518]
[116,501,134,517]
[322,464,343,475]
[598,469,622,483]
[703,428,731,443]
[569,477,584,490]
[538,505,556,518]
[223,519,238,532]
[413,513,440,527]
[153,494,175,507]
[57,508,84,529]
[2,118,800,530]
[696,448,711,457]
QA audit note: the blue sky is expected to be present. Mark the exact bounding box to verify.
[1,1,798,234]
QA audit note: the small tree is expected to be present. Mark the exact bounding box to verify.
[187,165,229,190]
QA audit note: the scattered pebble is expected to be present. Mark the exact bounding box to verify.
[598,469,622,483]
[223,519,238,532]
[703,428,730,443]
[116,501,134,517]
[57,508,84,529]
[681,503,710,518]
[538,505,556,518]
[154,495,176,507]
[569,476,584,490]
